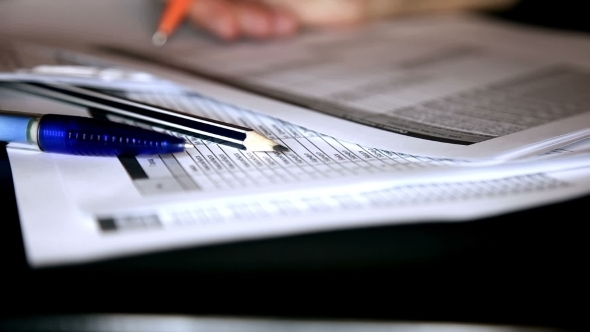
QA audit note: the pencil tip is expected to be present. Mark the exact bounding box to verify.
[273,144,289,152]
[244,131,289,152]
[152,31,167,47]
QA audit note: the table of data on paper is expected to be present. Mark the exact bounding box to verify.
[109,90,464,196]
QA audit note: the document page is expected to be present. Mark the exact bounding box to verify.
[4,80,590,267]
[2,1,590,160]
[2,26,590,267]
[81,13,590,161]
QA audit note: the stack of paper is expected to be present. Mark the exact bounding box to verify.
[1,9,590,267]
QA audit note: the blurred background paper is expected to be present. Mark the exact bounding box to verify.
[0,0,184,47]
[3,0,590,161]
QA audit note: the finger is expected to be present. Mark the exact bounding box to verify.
[230,1,275,38]
[268,7,299,36]
[187,0,240,40]
[261,0,367,27]
[230,1,299,38]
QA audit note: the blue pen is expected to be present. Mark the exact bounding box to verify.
[0,110,188,156]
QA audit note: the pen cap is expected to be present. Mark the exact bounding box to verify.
[37,114,186,156]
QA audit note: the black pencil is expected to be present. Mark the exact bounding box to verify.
[1,81,288,152]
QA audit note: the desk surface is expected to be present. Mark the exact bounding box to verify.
[1,2,589,330]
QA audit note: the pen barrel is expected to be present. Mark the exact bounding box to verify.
[37,114,186,156]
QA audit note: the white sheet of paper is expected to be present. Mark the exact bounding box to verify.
[10,139,590,267]
[3,4,590,267]
[69,14,590,162]
[4,82,590,267]
[3,3,590,161]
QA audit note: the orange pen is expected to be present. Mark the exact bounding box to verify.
[152,0,193,46]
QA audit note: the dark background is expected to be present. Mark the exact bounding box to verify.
[1,1,588,330]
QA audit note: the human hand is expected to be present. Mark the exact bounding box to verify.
[183,0,298,41]
[183,0,389,41]
[184,0,519,41]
